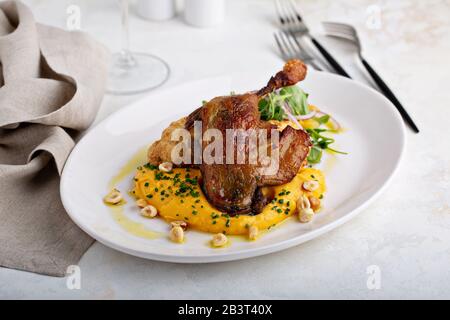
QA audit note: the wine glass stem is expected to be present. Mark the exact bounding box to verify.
[119,0,135,67]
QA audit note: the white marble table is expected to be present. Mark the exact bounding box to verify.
[1,0,449,299]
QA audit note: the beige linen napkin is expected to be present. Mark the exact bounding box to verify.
[0,1,110,276]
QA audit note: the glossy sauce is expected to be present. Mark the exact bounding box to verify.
[109,146,148,189]
[108,204,160,239]
[107,145,161,240]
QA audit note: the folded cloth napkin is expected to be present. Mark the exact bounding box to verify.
[0,1,110,276]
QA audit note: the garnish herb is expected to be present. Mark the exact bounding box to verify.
[306,128,347,164]
[211,213,219,219]
[316,114,330,125]
[258,86,310,121]
[256,85,347,165]
[144,163,158,170]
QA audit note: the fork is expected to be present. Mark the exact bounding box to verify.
[274,31,323,71]
[323,21,420,133]
[274,0,351,78]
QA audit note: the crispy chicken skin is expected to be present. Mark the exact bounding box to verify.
[197,93,266,214]
[259,126,311,186]
[147,59,311,215]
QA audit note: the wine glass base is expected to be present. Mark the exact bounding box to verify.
[107,52,170,95]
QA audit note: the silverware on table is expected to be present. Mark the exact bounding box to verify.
[274,31,323,71]
[322,21,420,133]
[274,0,351,78]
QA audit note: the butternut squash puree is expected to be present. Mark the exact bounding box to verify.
[133,166,325,235]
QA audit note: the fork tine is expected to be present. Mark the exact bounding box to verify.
[325,32,355,42]
[283,32,299,56]
[286,31,311,59]
[274,0,285,24]
[276,0,308,34]
[274,32,290,60]
[326,27,356,37]
[323,21,353,29]
[323,22,354,34]
[278,0,296,25]
[323,26,357,43]
[324,26,355,38]
[280,31,324,71]
[278,31,296,58]
[323,22,357,38]
[287,0,303,22]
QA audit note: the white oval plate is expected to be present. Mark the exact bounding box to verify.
[61,70,405,263]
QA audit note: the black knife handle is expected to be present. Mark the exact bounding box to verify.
[310,37,351,78]
[361,57,419,133]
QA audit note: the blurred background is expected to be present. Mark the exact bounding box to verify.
[22,0,449,126]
